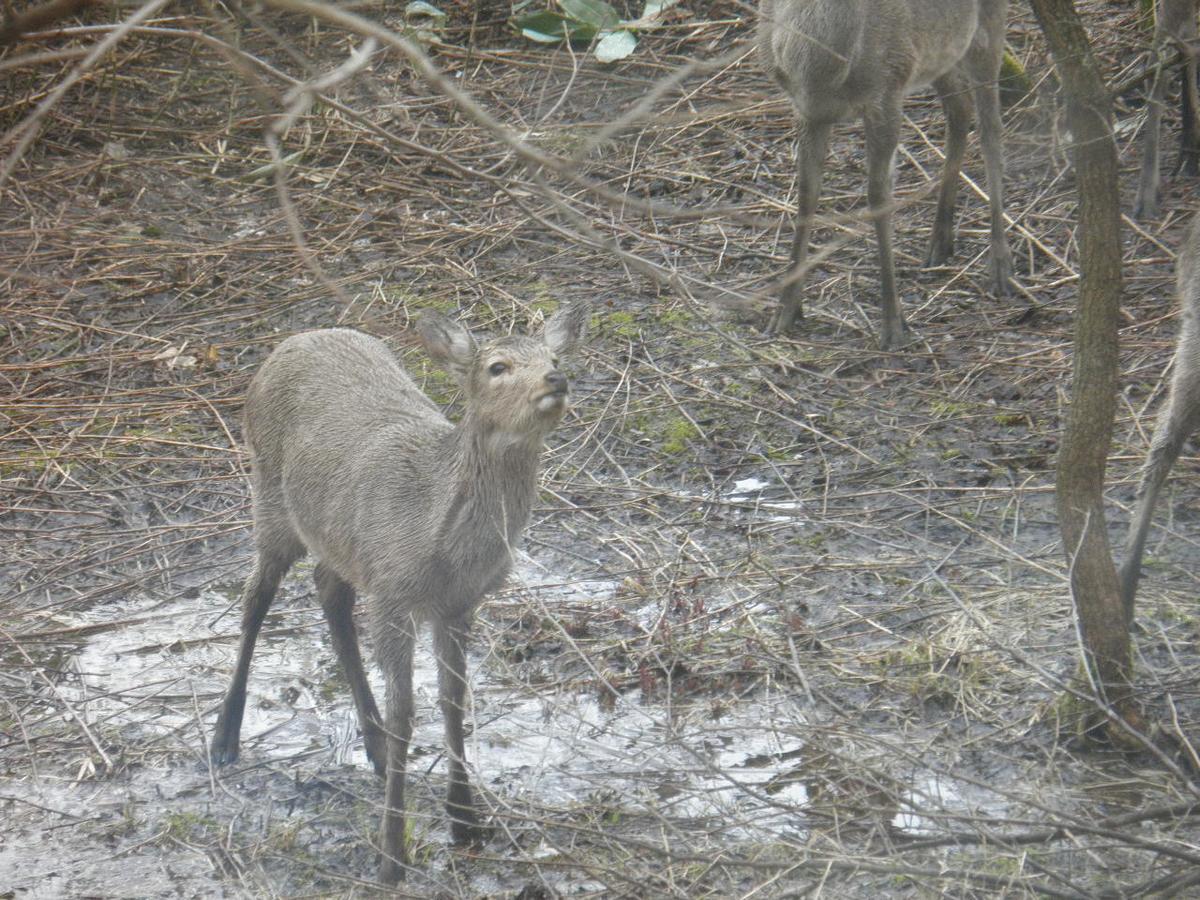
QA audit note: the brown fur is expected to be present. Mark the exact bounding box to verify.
[209,305,588,884]
[1134,0,1200,220]
[759,0,1013,349]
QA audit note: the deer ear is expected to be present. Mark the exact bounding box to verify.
[416,312,476,385]
[542,302,589,356]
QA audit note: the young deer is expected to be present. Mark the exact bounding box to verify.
[1134,0,1199,220]
[758,0,1014,349]
[1120,217,1200,619]
[209,305,587,884]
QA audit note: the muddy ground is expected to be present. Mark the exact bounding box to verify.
[3,0,1200,897]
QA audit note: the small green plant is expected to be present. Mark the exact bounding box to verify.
[659,417,698,455]
[929,399,973,418]
[992,412,1028,427]
[161,810,216,841]
[606,310,639,339]
[516,0,680,62]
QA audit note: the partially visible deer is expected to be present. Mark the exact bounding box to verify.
[1121,216,1200,619]
[1134,0,1200,220]
[758,0,1014,349]
[209,305,588,884]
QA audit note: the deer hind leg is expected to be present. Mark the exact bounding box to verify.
[1121,335,1200,619]
[211,533,302,765]
[1179,48,1200,176]
[1137,38,1173,219]
[864,101,905,350]
[435,614,485,845]
[315,563,386,777]
[772,118,832,334]
[961,24,1014,295]
[926,72,972,269]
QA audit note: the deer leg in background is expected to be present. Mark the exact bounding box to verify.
[1121,324,1200,616]
[926,73,972,268]
[1137,39,1173,219]
[772,119,832,334]
[316,562,386,777]
[1178,43,1200,176]
[971,74,1014,293]
[864,101,905,350]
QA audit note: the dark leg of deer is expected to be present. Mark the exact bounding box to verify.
[1179,53,1200,176]
[378,616,416,885]
[435,615,483,844]
[973,78,1014,294]
[211,551,296,765]
[1120,354,1200,620]
[773,119,832,334]
[864,103,905,350]
[927,74,972,268]
[1136,46,1170,220]
[315,563,386,777]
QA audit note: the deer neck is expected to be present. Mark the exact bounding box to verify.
[435,413,543,559]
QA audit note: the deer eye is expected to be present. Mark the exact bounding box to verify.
[488,361,508,377]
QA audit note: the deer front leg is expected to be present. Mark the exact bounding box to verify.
[435,615,486,845]
[377,616,416,885]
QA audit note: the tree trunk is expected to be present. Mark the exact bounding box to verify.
[1028,0,1136,731]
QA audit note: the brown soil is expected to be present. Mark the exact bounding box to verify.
[2,1,1199,897]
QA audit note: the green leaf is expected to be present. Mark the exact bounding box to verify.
[515,9,599,42]
[405,0,446,17]
[521,26,562,42]
[560,0,620,30]
[595,29,637,62]
[516,10,568,40]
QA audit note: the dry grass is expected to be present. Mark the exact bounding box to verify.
[2,0,1200,896]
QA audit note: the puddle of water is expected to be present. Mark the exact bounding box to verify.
[670,474,805,522]
[28,556,1011,892]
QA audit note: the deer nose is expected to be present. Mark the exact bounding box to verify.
[545,371,568,394]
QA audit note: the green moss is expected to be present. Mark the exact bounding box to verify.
[607,310,639,339]
[998,50,1035,108]
[659,417,698,455]
[658,307,694,329]
[525,279,558,315]
[929,399,973,418]
[161,810,216,841]
[992,412,1027,427]
[385,285,453,316]
[793,531,827,552]
[411,361,458,406]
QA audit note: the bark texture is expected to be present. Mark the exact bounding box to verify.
[1028,0,1135,724]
